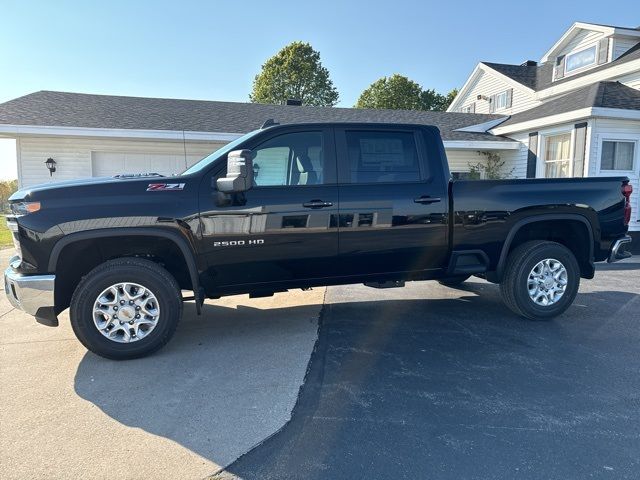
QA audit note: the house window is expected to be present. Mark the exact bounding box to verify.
[544,133,572,178]
[494,91,508,110]
[601,140,635,171]
[460,103,475,113]
[489,89,512,112]
[565,45,597,73]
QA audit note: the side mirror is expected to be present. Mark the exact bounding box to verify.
[216,149,255,194]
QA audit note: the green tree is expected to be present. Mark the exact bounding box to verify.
[250,42,339,107]
[355,75,424,110]
[0,179,18,213]
[424,87,458,111]
[444,88,459,109]
[355,75,457,112]
[418,88,443,111]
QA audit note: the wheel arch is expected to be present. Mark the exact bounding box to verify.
[49,227,202,315]
[495,214,595,281]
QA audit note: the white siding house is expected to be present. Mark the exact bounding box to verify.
[449,21,640,237]
[452,66,540,116]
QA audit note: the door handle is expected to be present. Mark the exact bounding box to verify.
[414,196,441,205]
[303,200,334,209]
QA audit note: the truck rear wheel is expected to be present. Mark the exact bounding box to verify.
[70,257,182,360]
[500,240,579,320]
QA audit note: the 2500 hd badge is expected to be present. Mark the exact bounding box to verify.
[213,239,265,247]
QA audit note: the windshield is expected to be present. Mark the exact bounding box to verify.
[180,129,261,175]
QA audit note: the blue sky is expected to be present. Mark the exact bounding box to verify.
[1,0,638,106]
[0,0,638,179]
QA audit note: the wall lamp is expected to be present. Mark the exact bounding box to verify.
[45,157,57,176]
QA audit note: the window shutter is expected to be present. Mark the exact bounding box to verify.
[471,102,475,113]
[554,55,565,79]
[527,132,538,178]
[489,95,496,113]
[572,122,588,177]
[597,38,610,64]
[506,88,513,109]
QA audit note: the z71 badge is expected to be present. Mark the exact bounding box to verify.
[146,183,186,192]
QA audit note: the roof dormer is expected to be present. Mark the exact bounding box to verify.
[541,22,640,82]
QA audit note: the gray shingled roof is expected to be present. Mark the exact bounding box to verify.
[0,90,512,143]
[482,61,544,90]
[483,42,640,92]
[497,81,640,127]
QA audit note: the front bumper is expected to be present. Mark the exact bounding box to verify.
[4,264,57,326]
[608,235,632,263]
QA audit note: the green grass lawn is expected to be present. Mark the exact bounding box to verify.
[0,219,13,247]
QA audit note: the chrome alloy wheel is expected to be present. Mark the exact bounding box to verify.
[93,283,160,343]
[527,258,568,306]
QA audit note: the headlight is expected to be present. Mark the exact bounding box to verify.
[10,201,41,215]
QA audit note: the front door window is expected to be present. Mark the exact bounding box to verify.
[252,132,324,186]
[544,133,572,178]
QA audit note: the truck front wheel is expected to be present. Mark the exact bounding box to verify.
[70,257,183,360]
[500,240,580,320]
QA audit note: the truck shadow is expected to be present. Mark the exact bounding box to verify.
[595,261,640,271]
[74,285,640,478]
[73,299,323,470]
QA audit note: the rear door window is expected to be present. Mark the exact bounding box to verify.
[344,131,422,184]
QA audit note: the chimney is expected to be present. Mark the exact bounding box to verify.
[521,60,537,66]
[285,99,302,106]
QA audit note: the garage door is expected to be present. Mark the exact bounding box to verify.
[91,152,203,177]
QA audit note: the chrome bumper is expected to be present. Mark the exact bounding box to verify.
[4,266,55,317]
[608,235,632,263]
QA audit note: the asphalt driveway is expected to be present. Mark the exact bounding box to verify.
[218,260,640,480]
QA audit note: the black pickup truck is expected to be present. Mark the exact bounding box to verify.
[4,122,634,359]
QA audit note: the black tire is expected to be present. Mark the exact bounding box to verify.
[438,275,471,287]
[70,257,182,360]
[500,240,580,320]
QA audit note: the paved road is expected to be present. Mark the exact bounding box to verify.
[217,260,640,480]
[0,248,324,480]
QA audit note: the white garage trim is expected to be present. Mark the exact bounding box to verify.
[0,124,243,142]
